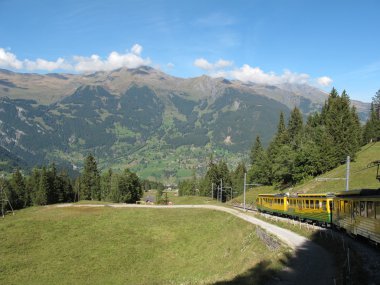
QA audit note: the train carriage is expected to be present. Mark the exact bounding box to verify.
[332,189,380,243]
[257,193,333,224]
[256,194,287,215]
[288,193,333,224]
[256,189,380,244]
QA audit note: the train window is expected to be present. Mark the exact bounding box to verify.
[322,201,326,210]
[298,200,302,209]
[310,200,314,209]
[306,200,309,208]
[376,202,380,219]
[367,201,375,219]
[353,202,359,216]
[315,200,319,209]
[281,199,284,205]
[344,201,348,213]
[360,201,366,217]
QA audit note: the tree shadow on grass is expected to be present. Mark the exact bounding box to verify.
[212,228,374,285]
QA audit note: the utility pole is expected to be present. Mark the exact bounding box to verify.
[346,156,350,192]
[211,183,214,199]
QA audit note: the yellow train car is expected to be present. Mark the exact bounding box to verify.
[257,193,333,224]
[332,189,380,244]
[288,193,334,224]
[256,194,287,215]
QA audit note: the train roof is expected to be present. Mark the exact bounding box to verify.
[258,193,334,198]
[296,193,334,198]
[334,188,380,197]
[258,193,286,197]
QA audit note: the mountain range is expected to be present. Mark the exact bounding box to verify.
[0,66,370,181]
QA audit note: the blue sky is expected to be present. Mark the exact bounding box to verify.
[0,0,379,102]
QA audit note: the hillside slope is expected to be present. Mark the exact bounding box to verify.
[232,142,380,205]
[293,142,380,193]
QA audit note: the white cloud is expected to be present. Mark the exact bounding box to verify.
[167,62,175,69]
[0,44,150,73]
[193,58,233,71]
[24,58,72,71]
[230,64,278,84]
[230,65,311,85]
[0,48,23,69]
[193,56,330,86]
[131,44,142,55]
[73,46,151,72]
[215,59,233,69]
[317,76,333,87]
[194,58,213,70]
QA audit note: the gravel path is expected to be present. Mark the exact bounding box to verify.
[57,203,335,284]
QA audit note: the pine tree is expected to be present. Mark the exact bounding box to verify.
[81,154,100,200]
[267,112,291,185]
[109,172,120,202]
[231,162,246,196]
[27,168,40,206]
[217,160,231,201]
[363,93,380,143]
[250,136,264,165]
[321,88,361,165]
[10,169,27,209]
[248,135,271,185]
[204,158,219,198]
[73,176,82,202]
[35,167,48,205]
[58,170,74,202]
[373,89,380,106]
[287,107,303,148]
[47,163,58,204]
[100,168,113,201]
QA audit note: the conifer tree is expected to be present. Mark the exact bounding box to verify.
[81,154,100,200]
[47,163,59,204]
[109,172,120,202]
[27,168,40,205]
[35,167,48,205]
[100,168,113,201]
[321,88,361,165]
[58,170,74,202]
[287,107,303,148]
[10,169,27,209]
[231,162,246,196]
[363,94,380,143]
[250,136,264,165]
[248,135,272,185]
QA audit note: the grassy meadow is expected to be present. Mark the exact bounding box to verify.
[0,205,288,285]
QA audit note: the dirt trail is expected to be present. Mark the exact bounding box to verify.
[58,203,335,284]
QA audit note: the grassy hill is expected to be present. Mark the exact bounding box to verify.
[0,205,288,284]
[292,142,380,193]
[231,142,380,205]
